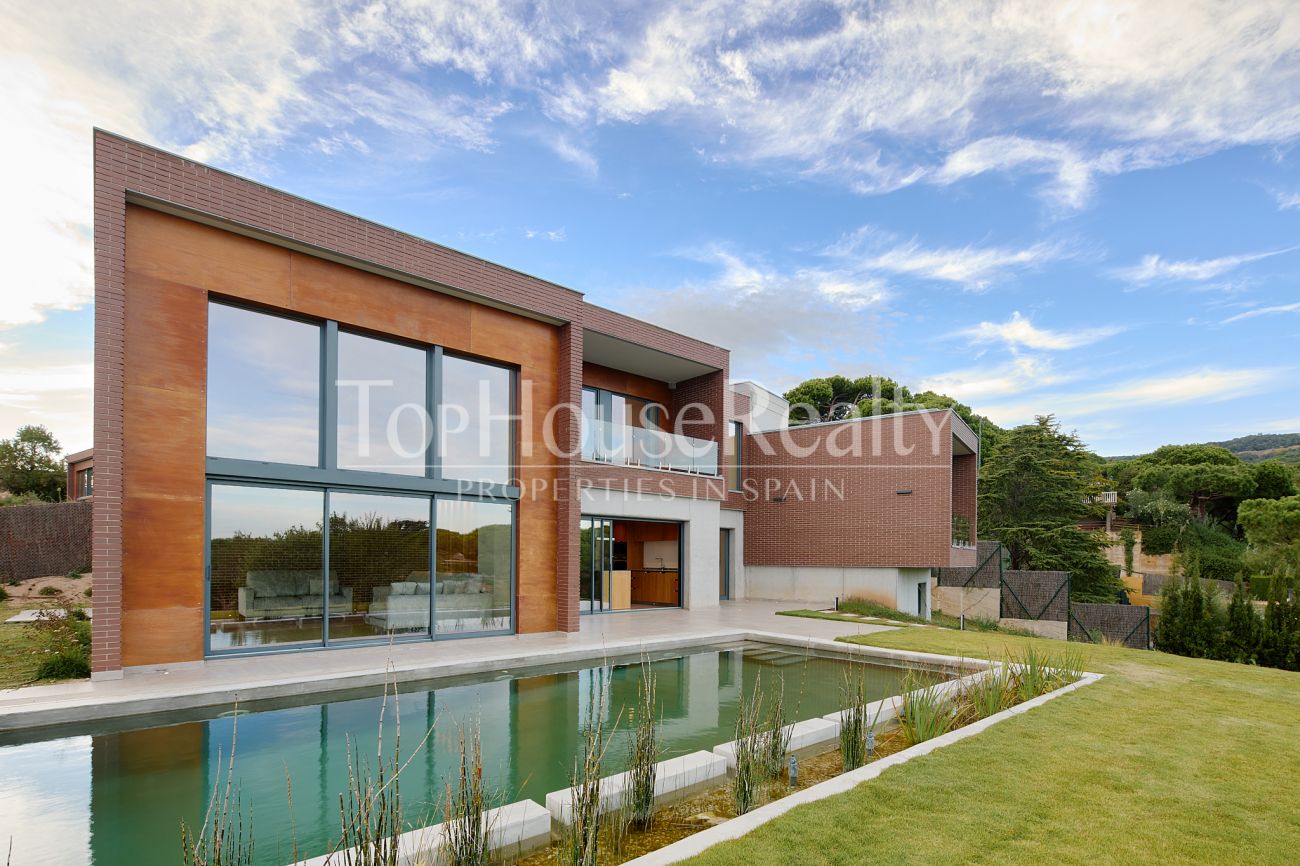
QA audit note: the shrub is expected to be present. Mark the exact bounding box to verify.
[36,651,90,680]
[1141,524,1179,555]
[896,671,958,746]
[1224,580,1263,665]
[1156,559,1227,659]
[1250,575,1274,601]
[0,585,7,602]
[39,585,61,597]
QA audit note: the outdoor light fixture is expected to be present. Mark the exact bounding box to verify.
[896,488,913,495]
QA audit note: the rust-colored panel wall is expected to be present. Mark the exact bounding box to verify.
[744,411,956,569]
[581,362,672,406]
[121,206,561,665]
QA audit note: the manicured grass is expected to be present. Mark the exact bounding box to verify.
[0,598,43,688]
[778,601,1035,636]
[687,628,1300,866]
[776,609,912,627]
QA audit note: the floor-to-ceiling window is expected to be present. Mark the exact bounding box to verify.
[205,300,518,654]
[579,517,681,613]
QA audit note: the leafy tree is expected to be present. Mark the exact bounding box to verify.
[0,425,66,501]
[1251,461,1297,500]
[1238,494,1300,580]
[1124,488,1191,528]
[978,416,1120,601]
[782,374,1004,455]
[1131,460,1256,522]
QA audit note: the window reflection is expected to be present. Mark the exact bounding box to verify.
[208,484,325,649]
[440,356,512,485]
[207,303,320,465]
[329,492,431,640]
[336,332,429,475]
[436,499,512,633]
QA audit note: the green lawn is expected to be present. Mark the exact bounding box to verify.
[0,598,43,688]
[688,628,1300,865]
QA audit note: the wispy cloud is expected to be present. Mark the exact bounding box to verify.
[933,137,1097,209]
[826,226,1062,291]
[524,227,567,241]
[980,366,1287,425]
[1275,189,1300,211]
[1221,301,1300,324]
[956,312,1123,351]
[920,356,1078,401]
[1110,248,1295,285]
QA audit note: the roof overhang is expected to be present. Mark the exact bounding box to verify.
[582,329,721,386]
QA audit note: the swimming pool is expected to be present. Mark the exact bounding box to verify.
[0,641,932,865]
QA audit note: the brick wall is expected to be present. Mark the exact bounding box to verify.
[555,322,582,632]
[744,411,957,569]
[0,501,92,581]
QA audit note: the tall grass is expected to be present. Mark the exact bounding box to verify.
[626,662,660,830]
[838,666,873,771]
[440,722,491,866]
[896,671,959,747]
[761,674,794,779]
[559,686,612,866]
[730,674,766,816]
[180,715,254,866]
[962,663,1014,721]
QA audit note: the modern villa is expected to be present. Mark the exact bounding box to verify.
[88,129,978,677]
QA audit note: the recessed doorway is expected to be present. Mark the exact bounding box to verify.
[579,517,682,612]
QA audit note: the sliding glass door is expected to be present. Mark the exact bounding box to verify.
[580,517,614,613]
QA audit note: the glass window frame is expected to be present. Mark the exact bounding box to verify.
[204,477,517,657]
[726,420,744,492]
[203,299,521,657]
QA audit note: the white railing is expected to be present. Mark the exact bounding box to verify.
[581,417,719,476]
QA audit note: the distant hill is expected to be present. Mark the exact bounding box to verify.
[1107,432,1300,464]
[1206,433,1300,464]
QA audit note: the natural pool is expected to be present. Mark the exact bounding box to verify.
[0,641,933,866]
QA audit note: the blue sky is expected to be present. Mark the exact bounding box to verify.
[2,0,1299,456]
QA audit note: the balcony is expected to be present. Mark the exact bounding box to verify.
[581,417,719,476]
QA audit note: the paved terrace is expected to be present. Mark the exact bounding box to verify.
[0,601,899,732]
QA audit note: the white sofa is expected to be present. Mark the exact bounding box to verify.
[237,570,350,620]
[366,571,500,631]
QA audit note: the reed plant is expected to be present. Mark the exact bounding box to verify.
[730,674,766,816]
[896,671,959,747]
[440,722,491,866]
[838,666,870,771]
[558,686,612,866]
[761,675,793,779]
[626,662,660,830]
[1013,645,1051,702]
[181,714,254,866]
[962,662,1015,721]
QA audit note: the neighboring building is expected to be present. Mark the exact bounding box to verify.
[89,130,977,677]
[66,448,94,500]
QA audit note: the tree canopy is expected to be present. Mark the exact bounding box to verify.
[782,374,1004,454]
[977,416,1121,601]
[0,425,66,502]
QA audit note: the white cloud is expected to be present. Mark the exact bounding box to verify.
[920,356,1077,401]
[524,227,567,241]
[0,350,94,453]
[545,134,599,176]
[1110,248,1295,285]
[825,226,1062,291]
[1274,189,1300,210]
[613,245,893,386]
[1221,301,1300,324]
[934,137,1098,209]
[980,367,1286,425]
[957,312,1122,351]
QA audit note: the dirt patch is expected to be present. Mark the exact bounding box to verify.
[3,572,93,603]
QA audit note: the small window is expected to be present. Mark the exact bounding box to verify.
[726,421,743,491]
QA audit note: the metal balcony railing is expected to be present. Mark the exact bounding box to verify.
[581,417,719,476]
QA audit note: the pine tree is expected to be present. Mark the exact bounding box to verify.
[1224,579,1262,664]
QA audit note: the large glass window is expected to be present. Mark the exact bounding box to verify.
[208,484,325,650]
[336,332,429,475]
[328,492,431,641]
[440,356,512,485]
[207,303,321,465]
[436,499,512,634]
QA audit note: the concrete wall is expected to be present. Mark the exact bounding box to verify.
[580,487,723,610]
[745,565,932,616]
[932,584,1000,621]
[1000,618,1068,640]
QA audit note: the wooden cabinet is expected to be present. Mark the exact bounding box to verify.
[631,570,680,605]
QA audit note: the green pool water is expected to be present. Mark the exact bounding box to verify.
[0,642,924,865]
